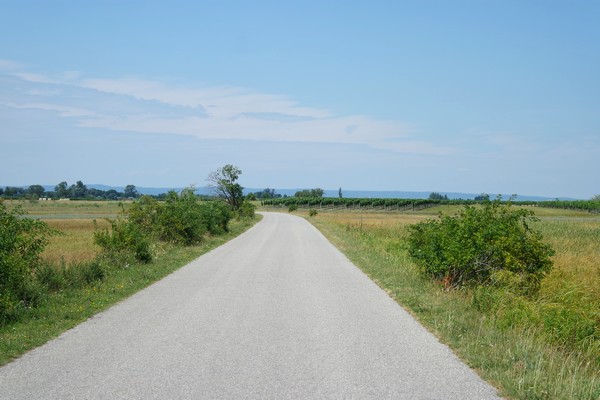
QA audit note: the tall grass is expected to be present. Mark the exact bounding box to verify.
[41,219,110,264]
[309,209,600,399]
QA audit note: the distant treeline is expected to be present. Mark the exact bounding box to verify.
[0,181,140,200]
[0,181,219,201]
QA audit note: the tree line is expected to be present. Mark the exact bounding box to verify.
[0,181,141,200]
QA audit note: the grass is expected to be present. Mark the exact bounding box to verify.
[0,200,260,366]
[3,199,125,218]
[296,206,600,399]
[41,219,110,264]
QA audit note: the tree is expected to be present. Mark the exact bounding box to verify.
[124,184,139,198]
[28,185,45,198]
[70,181,88,199]
[55,181,69,198]
[474,193,490,202]
[311,188,324,198]
[4,187,25,198]
[593,194,600,201]
[207,164,244,210]
[429,192,448,200]
[295,188,324,198]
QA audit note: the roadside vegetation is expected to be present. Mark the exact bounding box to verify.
[0,165,257,365]
[304,204,599,399]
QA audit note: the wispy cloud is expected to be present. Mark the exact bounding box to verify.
[1,63,455,155]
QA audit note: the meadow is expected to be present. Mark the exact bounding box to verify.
[295,205,599,399]
[3,199,123,264]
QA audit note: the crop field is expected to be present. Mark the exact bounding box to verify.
[299,205,600,399]
[4,200,123,264]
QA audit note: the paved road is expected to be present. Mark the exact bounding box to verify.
[0,212,500,399]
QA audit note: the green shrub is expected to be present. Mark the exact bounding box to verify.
[407,198,554,293]
[156,190,207,245]
[126,195,161,235]
[308,208,318,217]
[236,201,255,220]
[201,200,232,234]
[288,204,298,212]
[94,218,152,263]
[0,202,56,322]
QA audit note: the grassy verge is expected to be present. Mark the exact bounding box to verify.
[0,216,260,366]
[307,210,599,400]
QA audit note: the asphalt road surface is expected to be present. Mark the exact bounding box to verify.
[0,212,500,399]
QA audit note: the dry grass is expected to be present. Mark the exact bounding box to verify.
[4,199,125,217]
[42,219,111,264]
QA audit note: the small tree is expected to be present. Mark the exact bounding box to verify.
[207,165,244,210]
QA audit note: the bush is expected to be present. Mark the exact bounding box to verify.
[0,202,56,322]
[94,218,152,263]
[156,190,207,245]
[236,201,255,220]
[126,195,161,235]
[308,209,318,217]
[407,198,554,294]
[201,200,232,234]
[288,204,298,212]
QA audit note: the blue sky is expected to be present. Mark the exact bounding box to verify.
[1,1,598,199]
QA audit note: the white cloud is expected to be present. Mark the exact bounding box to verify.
[0,59,22,70]
[3,102,98,118]
[2,69,455,155]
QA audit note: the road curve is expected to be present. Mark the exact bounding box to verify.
[0,212,500,399]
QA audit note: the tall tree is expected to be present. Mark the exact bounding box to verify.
[28,185,45,198]
[55,181,68,198]
[70,181,87,199]
[124,184,139,198]
[207,164,244,210]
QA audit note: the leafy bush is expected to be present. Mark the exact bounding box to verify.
[155,190,208,245]
[236,200,255,220]
[0,202,56,321]
[126,195,161,235]
[407,198,554,293]
[288,204,298,212]
[94,218,152,263]
[308,208,318,217]
[200,200,232,234]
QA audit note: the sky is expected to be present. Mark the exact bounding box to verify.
[1,1,598,199]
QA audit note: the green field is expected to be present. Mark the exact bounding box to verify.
[297,205,599,399]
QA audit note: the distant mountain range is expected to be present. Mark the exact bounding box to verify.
[4,184,576,201]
